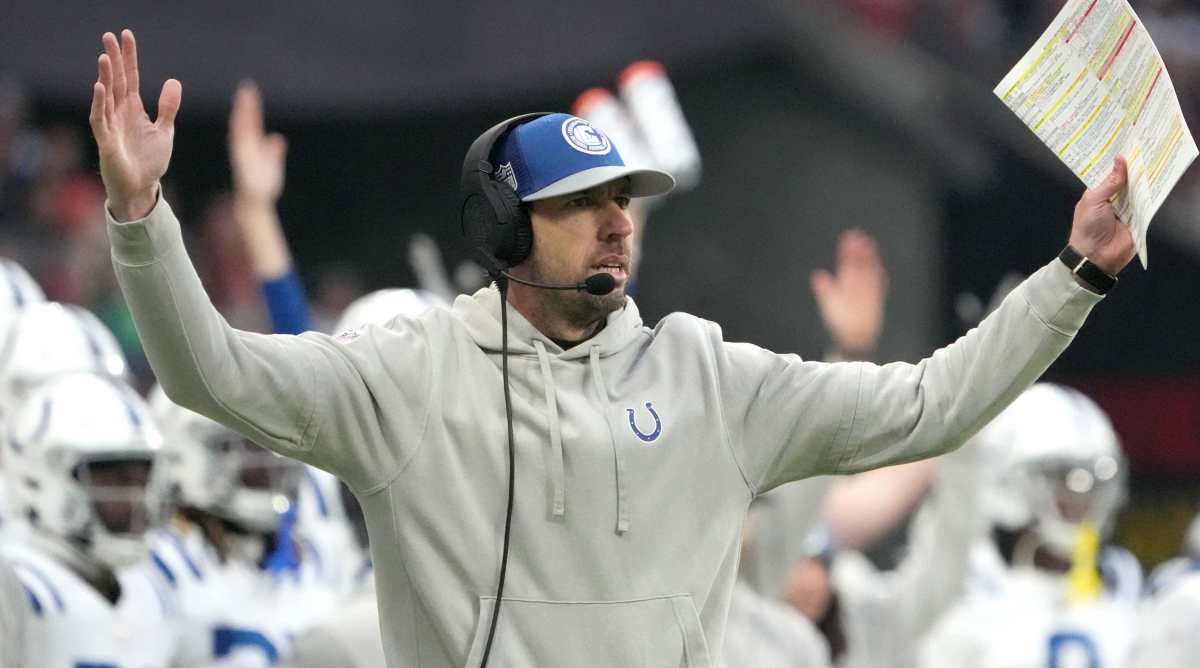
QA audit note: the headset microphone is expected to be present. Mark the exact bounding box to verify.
[499,271,617,296]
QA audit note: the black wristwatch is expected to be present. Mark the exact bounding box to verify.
[1059,244,1117,295]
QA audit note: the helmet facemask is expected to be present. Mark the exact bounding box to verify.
[153,409,298,536]
[73,454,163,567]
[1017,453,1126,559]
[219,435,299,534]
[3,373,165,572]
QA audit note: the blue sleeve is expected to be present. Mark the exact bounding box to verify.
[261,269,313,334]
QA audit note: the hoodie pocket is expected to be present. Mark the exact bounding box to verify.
[463,593,712,668]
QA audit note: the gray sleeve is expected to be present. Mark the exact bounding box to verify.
[106,193,430,490]
[720,258,1103,492]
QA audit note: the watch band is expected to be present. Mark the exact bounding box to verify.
[1059,244,1117,295]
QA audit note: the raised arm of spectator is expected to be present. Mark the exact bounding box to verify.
[810,228,886,361]
[821,459,938,551]
[830,442,989,666]
[229,81,313,334]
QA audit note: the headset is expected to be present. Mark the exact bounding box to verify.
[459,112,551,275]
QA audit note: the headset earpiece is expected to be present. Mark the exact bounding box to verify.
[459,113,550,272]
[487,177,531,265]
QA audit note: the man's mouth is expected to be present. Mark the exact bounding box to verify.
[590,253,628,278]
[591,263,628,281]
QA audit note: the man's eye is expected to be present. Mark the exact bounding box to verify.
[615,196,632,210]
[567,197,592,208]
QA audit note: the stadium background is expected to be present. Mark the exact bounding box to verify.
[1,0,1198,566]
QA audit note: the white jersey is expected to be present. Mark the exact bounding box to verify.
[1125,566,1200,668]
[722,580,832,668]
[151,523,338,667]
[0,541,179,668]
[918,565,1138,668]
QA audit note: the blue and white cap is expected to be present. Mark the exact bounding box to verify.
[492,113,675,202]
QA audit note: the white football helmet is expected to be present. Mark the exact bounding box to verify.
[0,257,45,330]
[2,373,164,568]
[977,383,1126,558]
[0,302,129,416]
[332,288,444,335]
[148,384,299,534]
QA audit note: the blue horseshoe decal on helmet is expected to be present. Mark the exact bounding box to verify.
[626,402,662,443]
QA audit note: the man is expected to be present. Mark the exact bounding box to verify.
[90,29,1133,667]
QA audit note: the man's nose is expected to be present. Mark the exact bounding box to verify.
[599,201,634,239]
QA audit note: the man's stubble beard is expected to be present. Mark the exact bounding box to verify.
[527,258,628,331]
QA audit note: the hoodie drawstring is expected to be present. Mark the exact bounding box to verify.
[532,340,566,518]
[590,345,629,534]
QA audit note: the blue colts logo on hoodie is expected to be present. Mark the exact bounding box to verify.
[626,402,662,443]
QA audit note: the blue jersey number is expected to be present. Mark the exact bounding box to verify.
[1048,632,1100,668]
[214,626,280,664]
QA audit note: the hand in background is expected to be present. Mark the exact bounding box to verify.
[229,81,287,206]
[89,29,181,221]
[228,81,293,280]
[810,229,888,359]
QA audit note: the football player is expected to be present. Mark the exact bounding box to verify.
[918,383,1139,668]
[0,301,130,544]
[0,260,47,543]
[0,372,178,666]
[148,384,337,667]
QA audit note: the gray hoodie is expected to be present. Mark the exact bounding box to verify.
[107,195,1102,667]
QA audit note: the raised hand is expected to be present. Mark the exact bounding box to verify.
[1068,156,1136,276]
[810,228,888,359]
[227,81,293,279]
[89,29,181,222]
[229,81,287,205]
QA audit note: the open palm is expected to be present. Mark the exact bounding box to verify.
[810,228,888,358]
[229,81,287,204]
[89,29,181,221]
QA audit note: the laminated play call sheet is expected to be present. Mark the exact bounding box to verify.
[996,0,1197,266]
